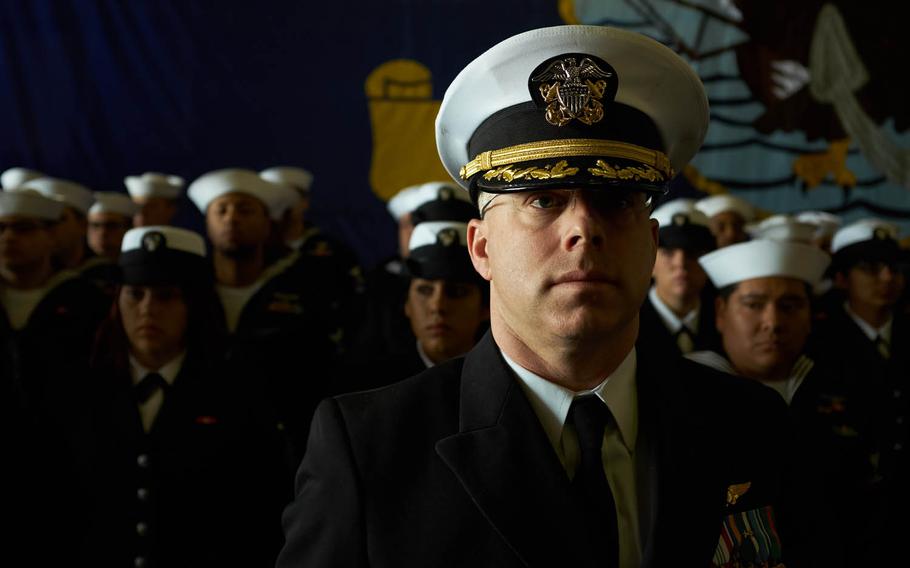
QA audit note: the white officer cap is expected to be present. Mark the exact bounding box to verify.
[259,167,314,194]
[0,189,65,220]
[124,172,185,200]
[652,198,711,229]
[387,181,469,221]
[408,220,469,251]
[89,192,140,217]
[699,239,831,289]
[120,225,208,286]
[405,221,478,283]
[830,218,899,254]
[795,211,841,240]
[652,198,714,252]
[748,214,816,244]
[695,194,755,221]
[17,177,94,214]
[1,167,45,190]
[830,218,903,271]
[121,225,206,257]
[188,168,292,221]
[436,25,709,201]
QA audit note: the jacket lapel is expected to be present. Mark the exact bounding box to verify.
[636,353,726,567]
[435,333,598,567]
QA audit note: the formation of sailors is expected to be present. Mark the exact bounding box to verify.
[0,162,907,566]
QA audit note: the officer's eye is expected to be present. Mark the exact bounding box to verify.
[415,284,434,297]
[526,192,566,210]
[605,191,644,211]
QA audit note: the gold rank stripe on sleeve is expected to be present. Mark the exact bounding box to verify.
[712,506,784,568]
[459,138,673,181]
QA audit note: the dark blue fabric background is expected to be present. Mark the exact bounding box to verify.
[0,0,561,268]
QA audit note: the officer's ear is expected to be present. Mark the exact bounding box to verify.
[467,218,492,282]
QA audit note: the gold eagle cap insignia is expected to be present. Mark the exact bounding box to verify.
[726,482,752,507]
[437,228,459,247]
[141,231,165,252]
[531,56,613,127]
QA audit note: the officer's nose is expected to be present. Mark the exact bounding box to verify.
[564,193,605,250]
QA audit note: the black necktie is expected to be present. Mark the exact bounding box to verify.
[135,372,167,403]
[569,394,619,567]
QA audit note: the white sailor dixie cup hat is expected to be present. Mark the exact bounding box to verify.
[699,240,831,290]
[0,189,65,220]
[748,214,816,244]
[259,167,314,195]
[1,167,45,190]
[695,194,755,221]
[17,177,95,214]
[188,168,294,221]
[124,172,185,200]
[89,192,140,217]
[436,25,709,202]
[795,211,841,240]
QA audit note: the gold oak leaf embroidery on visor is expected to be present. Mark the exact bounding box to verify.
[588,160,665,182]
[482,160,579,183]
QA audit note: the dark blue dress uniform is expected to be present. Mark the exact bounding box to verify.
[278,334,789,567]
[63,354,291,567]
[637,292,720,357]
[349,189,477,368]
[78,253,122,300]
[811,305,909,565]
[290,231,366,354]
[224,252,342,463]
[0,273,110,417]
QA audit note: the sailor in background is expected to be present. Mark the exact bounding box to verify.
[0,189,109,417]
[68,225,290,567]
[689,239,876,566]
[746,214,817,244]
[812,218,909,565]
[87,192,138,260]
[125,172,185,227]
[638,198,719,357]
[13,176,97,273]
[695,193,755,249]
[188,168,339,463]
[0,166,44,190]
[260,166,366,350]
[351,180,476,364]
[83,191,140,296]
[796,210,842,253]
[336,220,488,394]
[747,214,841,319]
